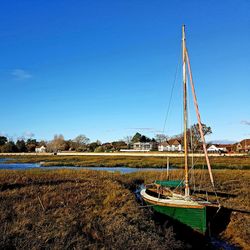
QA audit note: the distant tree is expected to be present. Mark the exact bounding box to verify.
[16,140,27,152]
[38,140,47,147]
[155,134,168,143]
[172,123,212,151]
[94,146,105,152]
[189,123,212,151]
[131,132,142,143]
[26,139,38,152]
[67,140,75,151]
[140,135,151,143]
[123,136,132,149]
[96,140,102,145]
[0,136,7,146]
[63,140,71,151]
[88,141,101,152]
[47,134,67,152]
[1,141,18,153]
[124,136,132,145]
[73,135,90,151]
[131,132,153,143]
[112,141,127,151]
[101,143,113,152]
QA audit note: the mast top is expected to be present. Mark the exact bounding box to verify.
[182,25,189,197]
[182,25,186,41]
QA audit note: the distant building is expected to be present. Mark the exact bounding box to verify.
[158,139,182,152]
[207,143,236,153]
[236,139,250,153]
[207,144,228,153]
[35,145,46,153]
[133,142,156,151]
[158,142,170,151]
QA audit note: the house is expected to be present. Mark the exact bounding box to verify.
[207,144,233,153]
[207,144,228,153]
[207,144,235,153]
[224,144,234,153]
[35,145,46,153]
[236,139,250,152]
[158,139,182,152]
[158,141,170,151]
[133,142,156,151]
[169,139,182,152]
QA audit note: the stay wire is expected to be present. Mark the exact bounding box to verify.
[162,46,182,134]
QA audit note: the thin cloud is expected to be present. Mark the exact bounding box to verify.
[241,120,250,126]
[12,69,32,80]
[126,128,164,134]
[23,131,35,138]
[126,128,155,131]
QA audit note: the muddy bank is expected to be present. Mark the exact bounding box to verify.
[0,169,249,249]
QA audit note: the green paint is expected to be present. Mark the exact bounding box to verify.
[154,180,184,188]
[147,202,207,233]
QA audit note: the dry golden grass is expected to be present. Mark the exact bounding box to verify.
[0,168,249,249]
[2,154,250,169]
[121,169,250,249]
[0,169,183,249]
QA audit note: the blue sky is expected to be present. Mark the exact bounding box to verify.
[0,0,249,142]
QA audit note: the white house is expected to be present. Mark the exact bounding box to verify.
[35,145,47,153]
[158,139,182,152]
[133,142,154,151]
[207,144,228,153]
[158,142,170,151]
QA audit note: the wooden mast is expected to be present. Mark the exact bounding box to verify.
[185,50,215,188]
[182,25,190,197]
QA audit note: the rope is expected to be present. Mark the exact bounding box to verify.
[160,44,181,193]
[162,46,182,134]
[186,67,196,193]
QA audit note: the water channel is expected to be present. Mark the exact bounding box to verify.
[0,160,169,174]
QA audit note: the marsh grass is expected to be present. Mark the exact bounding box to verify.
[0,169,249,249]
[0,169,183,249]
[2,154,250,169]
[121,169,250,249]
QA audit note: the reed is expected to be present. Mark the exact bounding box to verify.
[1,154,250,169]
[0,169,249,249]
[0,169,183,249]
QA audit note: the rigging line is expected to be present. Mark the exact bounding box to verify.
[186,51,220,205]
[185,49,216,191]
[173,156,200,193]
[162,45,182,134]
[186,67,195,192]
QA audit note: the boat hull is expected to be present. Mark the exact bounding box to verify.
[146,201,206,233]
[141,189,207,233]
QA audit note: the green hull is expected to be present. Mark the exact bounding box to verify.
[147,202,207,234]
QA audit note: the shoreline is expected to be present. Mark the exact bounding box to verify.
[0,154,250,170]
[0,152,247,157]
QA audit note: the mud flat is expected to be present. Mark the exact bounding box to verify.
[0,169,249,249]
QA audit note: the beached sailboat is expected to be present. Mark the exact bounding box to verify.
[140,25,220,234]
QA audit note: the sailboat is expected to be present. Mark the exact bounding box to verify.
[140,25,220,234]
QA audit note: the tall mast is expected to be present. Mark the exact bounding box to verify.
[185,50,215,188]
[182,25,190,197]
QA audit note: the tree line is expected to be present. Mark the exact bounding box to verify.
[0,134,127,153]
[0,123,212,153]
